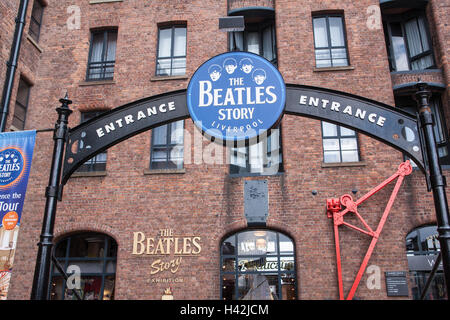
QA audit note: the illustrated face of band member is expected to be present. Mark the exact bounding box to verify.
[253,69,266,85]
[208,65,222,81]
[223,58,237,74]
[240,58,254,74]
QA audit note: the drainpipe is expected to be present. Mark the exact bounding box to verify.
[0,0,30,132]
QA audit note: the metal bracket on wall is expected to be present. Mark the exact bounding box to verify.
[326,161,413,300]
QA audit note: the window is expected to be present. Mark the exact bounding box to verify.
[383,11,434,71]
[29,0,44,42]
[76,112,107,172]
[150,120,184,170]
[156,25,187,76]
[321,122,359,163]
[428,98,449,163]
[313,14,349,68]
[50,233,117,300]
[395,94,450,166]
[221,230,297,300]
[12,78,31,130]
[86,29,117,81]
[227,11,281,175]
[230,127,283,175]
[230,21,277,64]
[406,225,447,300]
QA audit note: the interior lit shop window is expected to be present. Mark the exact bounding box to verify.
[150,120,184,170]
[406,225,447,300]
[312,14,349,68]
[156,25,187,76]
[230,127,283,175]
[321,121,359,163]
[86,29,117,81]
[76,111,107,172]
[220,230,297,300]
[49,233,117,300]
[395,94,450,167]
[383,10,435,71]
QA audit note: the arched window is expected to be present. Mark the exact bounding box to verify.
[220,229,297,300]
[406,225,447,300]
[49,232,117,300]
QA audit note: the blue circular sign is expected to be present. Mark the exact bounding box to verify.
[187,52,286,142]
[0,147,25,186]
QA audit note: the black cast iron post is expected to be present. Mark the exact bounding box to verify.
[415,82,450,299]
[30,95,72,300]
[420,252,442,300]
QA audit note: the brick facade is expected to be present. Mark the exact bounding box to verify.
[0,0,448,300]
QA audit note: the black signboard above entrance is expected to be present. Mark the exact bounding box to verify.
[408,254,443,271]
[61,84,425,184]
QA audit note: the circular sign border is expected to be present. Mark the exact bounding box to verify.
[187,51,286,144]
[0,146,27,190]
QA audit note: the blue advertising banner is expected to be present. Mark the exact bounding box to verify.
[187,52,286,142]
[0,130,36,300]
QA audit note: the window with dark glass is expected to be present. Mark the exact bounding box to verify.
[312,14,349,68]
[50,232,117,300]
[383,10,434,71]
[321,121,359,163]
[12,78,31,130]
[150,120,184,170]
[227,10,281,175]
[156,25,187,76]
[221,230,297,300]
[406,225,447,300]
[76,112,107,172]
[395,94,450,167]
[229,20,277,65]
[29,0,44,42]
[230,127,283,175]
[86,29,117,81]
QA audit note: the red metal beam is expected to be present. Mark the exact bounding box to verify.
[326,161,412,300]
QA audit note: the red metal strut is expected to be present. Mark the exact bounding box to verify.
[326,161,412,300]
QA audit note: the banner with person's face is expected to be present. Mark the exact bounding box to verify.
[0,130,36,300]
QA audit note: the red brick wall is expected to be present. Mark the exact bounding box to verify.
[427,0,450,136]
[0,1,18,92]
[1,0,448,300]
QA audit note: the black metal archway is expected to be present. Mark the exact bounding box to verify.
[61,83,425,185]
[30,83,450,300]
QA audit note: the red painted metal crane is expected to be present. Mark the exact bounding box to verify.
[326,161,413,300]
